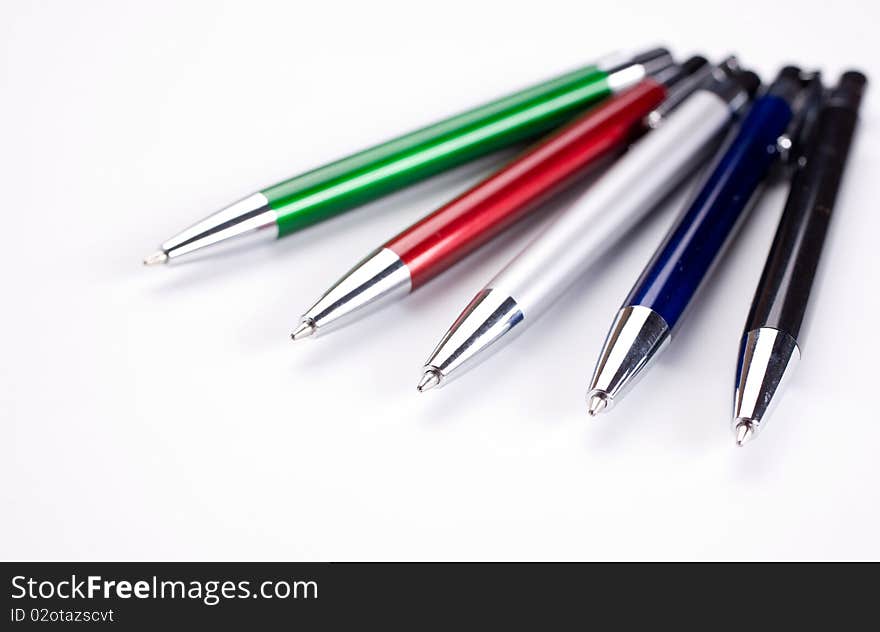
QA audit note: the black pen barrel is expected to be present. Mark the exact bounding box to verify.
[743,71,867,339]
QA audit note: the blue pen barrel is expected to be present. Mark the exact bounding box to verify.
[624,94,794,331]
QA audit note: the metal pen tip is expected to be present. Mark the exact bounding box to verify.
[734,420,754,447]
[290,320,316,341]
[143,250,168,266]
[587,392,609,417]
[417,369,441,393]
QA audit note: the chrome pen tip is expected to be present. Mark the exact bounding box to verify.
[416,369,441,393]
[734,420,755,447]
[587,392,609,417]
[143,250,168,266]
[290,320,316,341]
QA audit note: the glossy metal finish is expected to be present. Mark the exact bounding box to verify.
[268,50,672,237]
[732,71,866,443]
[495,87,740,321]
[421,288,524,387]
[597,48,673,74]
[647,65,712,124]
[295,248,411,337]
[743,71,865,339]
[390,78,671,288]
[625,91,796,331]
[732,327,801,439]
[649,56,740,123]
[156,192,277,264]
[587,306,670,413]
[295,67,697,339]
[588,72,802,414]
[148,49,673,264]
[605,65,648,92]
[589,70,805,415]
[420,71,756,388]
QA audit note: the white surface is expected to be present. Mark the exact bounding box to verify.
[2,0,879,561]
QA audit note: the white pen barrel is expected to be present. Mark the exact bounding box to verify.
[488,90,733,320]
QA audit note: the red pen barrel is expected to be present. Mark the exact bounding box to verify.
[385,79,668,289]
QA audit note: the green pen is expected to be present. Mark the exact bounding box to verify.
[144,47,672,265]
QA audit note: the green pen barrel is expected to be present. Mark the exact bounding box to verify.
[265,64,616,236]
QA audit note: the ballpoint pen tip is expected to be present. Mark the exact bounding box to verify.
[143,250,168,266]
[587,392,608,417]
[734,420,754,447]
[290,320,316,341]
[417,370,441,393]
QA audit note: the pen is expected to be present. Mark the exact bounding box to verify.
[291,57,710,340]
[732,71,866,446]
[144,48,672,266]
[587,67,812,418]
[418,65,758,391]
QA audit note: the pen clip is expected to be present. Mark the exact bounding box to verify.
[646,56,742,127]
[776,70,824,167]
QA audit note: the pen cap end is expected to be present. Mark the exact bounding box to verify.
[766,66,807,102]
[735,70,761,99]
[682,55,708,75]
[841,70,868,88]
[830,70,868,110]
[631,46,672,64]
[778,65,803,81]
[717,55,741,75]
[602,46,673,75]
[653,55,709,90]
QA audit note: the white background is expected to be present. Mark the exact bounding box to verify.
[3,0,879,561]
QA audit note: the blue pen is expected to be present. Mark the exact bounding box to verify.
[586,67,811,417]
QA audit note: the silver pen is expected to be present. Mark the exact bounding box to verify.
[418,64,759,392]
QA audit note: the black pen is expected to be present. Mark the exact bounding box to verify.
[732,71,867,446]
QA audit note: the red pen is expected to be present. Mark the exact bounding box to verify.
[291,56,709,340]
